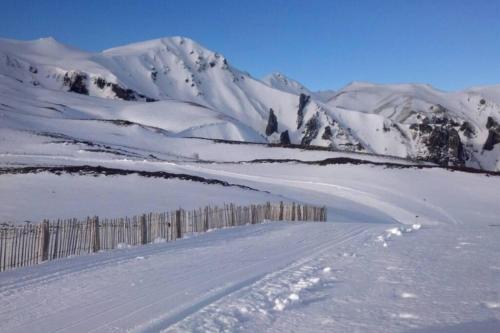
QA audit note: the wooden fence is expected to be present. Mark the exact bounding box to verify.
[0,201,326,272]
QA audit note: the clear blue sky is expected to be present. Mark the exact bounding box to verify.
[1,0,499,91]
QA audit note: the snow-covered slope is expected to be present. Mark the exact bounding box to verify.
[1,159,499,332]
[1,36,499,170]
[327,82,500,169]
[262,72,335,103]
[262,72,313,96]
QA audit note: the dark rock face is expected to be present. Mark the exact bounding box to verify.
[265,108,278,136]
[280,130,291,144]
[459,121,475,138]
[486,116,498,130]
[92,76,157,102]
[426,126,465,166]
[297,93,310,129]
[110,84,139,101]
[483,131,500,151]
[410,123,433,134]
[63,72,89,95]
[409,112,472,166]
[484,117,500,151]
[94,77,106,89]
[322,126,332,140]
[151,70,158,81]
[301,114,320,145]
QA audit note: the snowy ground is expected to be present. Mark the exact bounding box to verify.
[1,123,499,332]
[1,35,500,332]
[1,221,499,333]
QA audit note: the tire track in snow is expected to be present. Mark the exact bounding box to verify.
[137,225,374,333]
[1,223,381,333]
[0,226,279,316]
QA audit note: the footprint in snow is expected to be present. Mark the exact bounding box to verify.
[483,301,500,309]
[398,313,419,319]
[400,292,417,299]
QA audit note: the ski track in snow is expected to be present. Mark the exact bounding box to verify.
[0,223,380,333]
[0,168,499,332]
[175,163,460,225]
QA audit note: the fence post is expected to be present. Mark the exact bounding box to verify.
[140,214,147,245]
[40,219,50,262]
[92,216,100,253]
[230,204,236,226]
[176,209,182,239]
[204,207,209,231]
[279,201,284,220]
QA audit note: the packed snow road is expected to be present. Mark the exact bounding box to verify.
[1,160,500,332]
[0,222,379,332]
[1,220,499,333]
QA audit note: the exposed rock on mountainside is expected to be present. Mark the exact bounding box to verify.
[297,93,310,129]
[409,116,466,165]
[63,71,88,95]
[265,108,278,136]
[484,117,500,151]
[322,126,333,141]
[0,36,499,171]
[280,130,291,144]
[301,113,321,145]
[426,126,465,165]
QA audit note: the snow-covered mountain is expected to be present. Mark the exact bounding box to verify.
[262,72,335,103]
[327,82,500,169]
[262,72,312,96]
[1,36,499,170]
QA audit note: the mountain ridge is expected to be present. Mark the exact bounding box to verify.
[1,36,499,170]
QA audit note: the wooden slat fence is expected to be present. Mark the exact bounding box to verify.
[0,201,326,272]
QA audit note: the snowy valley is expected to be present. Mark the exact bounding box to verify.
[0,36,499,332]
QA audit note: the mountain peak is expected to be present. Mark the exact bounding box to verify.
[262,72,311,95]
[102,36,213,56]
[0,35,88,59]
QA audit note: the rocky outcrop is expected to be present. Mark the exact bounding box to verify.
[426,126,465,165]
[92,76,157,102]
[280,130,291,144]
[62,72,157,102]
[110,83,141,101]
[301,114,320,145]
[94,77,106,89]
[297,94,310,129]
[409,114,468,166]
[483,117,500,151]
[324,119,364,152]
[322,126,332,140]
[265,108,278,136]
[409,123,432,134]
[459,121,475,138]
[63,72,89,95]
